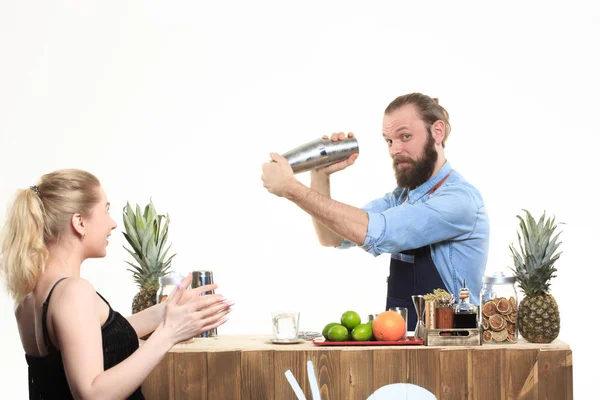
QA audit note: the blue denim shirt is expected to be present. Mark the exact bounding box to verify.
[338,161,490,304]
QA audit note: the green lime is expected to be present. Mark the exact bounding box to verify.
[351,323,373,341]
[322,322,340,339]
[341,311,361,331]
[327,325,349,342]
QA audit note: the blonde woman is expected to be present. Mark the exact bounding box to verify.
[0,169,231,399]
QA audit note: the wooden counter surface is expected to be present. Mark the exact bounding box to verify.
[142,334,573,399]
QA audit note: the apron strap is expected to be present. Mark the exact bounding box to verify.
[428,170,452,195]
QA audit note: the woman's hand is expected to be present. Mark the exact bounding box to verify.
[160,274,231,345]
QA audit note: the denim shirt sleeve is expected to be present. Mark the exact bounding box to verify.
[360,184,479,256]
[336,192,397,249]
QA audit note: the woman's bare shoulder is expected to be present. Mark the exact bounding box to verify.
[49,277,97,305]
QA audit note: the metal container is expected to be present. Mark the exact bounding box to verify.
[191,270,218,338]
[281,137,359,174]
[412,295,426,340]
[192,270,214,288]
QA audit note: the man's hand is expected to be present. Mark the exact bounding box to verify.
[262,153,297,197]
[311,132,359,179]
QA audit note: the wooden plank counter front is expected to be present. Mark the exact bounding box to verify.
[141,335,572,400]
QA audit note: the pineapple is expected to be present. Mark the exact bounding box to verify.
[509,210,562,343]
[122,200,176,316]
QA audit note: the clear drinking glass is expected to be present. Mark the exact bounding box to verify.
[157,273,186,304]
[271,311,300,341]
[388,307,408,340]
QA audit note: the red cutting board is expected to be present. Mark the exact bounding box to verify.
[312,336,424,346]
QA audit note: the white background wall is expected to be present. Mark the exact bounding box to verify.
[1,0,597,398]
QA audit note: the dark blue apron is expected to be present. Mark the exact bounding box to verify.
[386,246,447,331]
[385,170,452,331]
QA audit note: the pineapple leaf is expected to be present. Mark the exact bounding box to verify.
[122,204,141,250]
[154,216,161,246]
[164,253,177,267]
[135,204,145,232]
[157,216,170,253]
[122,232,140,255]
[140,217,155,256]
[146,232,159,264]
[146,202,157,227]
[125,203,138,233]
[158,227,168,255]
[158,244,172,265]
[125,262,144,275]
[123,246,144,267]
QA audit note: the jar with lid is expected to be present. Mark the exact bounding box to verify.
[480,271,519,344]
[157,273,186,304]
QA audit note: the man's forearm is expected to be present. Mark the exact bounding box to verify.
[285,180,368,246]
[309,174,344,246]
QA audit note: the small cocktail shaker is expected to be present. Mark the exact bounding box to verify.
[192,270,218,338]
[280,137,359,174]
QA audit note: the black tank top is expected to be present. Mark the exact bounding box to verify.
[25,278,145,399]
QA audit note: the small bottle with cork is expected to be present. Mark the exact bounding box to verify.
[453,279,478,329]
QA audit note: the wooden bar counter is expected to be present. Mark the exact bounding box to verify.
[141,335,572,400]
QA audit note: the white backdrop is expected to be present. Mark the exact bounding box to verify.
[1,1,598,398]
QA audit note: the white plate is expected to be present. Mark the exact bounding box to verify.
[270,338,305,344]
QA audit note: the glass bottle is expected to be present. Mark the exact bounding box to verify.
[453,279,478,328]
[480,271,519,344]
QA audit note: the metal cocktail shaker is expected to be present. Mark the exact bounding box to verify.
[192,270,218,338]
[281,137,359,174]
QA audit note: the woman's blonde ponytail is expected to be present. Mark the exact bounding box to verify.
[1,188,48,304]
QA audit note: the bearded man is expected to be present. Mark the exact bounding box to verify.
[261,93,490,330]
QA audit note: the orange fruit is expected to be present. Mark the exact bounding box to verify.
[372,311,406,341]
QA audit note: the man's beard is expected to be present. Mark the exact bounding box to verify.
[393,133,438,189]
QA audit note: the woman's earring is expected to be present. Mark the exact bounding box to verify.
[82,233,86,239]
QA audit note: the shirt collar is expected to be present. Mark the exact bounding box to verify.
[406,161,452,204]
